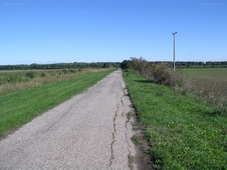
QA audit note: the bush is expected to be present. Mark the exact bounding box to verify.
[120,60,131,69]
[40,73,46,77]
[130,57,147,75]
[151,63,172,85]
[62,69,69,74]
[25,72,36,79]
[128,57,190,90]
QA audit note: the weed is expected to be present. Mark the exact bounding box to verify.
[127,112,133,122]
[131,135,142,145]
[128,154,134,166]
[141,146,149,154]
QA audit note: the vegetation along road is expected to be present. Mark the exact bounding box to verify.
[0,70,138,169]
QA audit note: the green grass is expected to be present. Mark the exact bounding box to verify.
[0,69,114,137]
[123,70,227,170]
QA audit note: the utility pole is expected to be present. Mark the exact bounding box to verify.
[172,32,177,71]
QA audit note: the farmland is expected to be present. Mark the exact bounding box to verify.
[179,68,227,97]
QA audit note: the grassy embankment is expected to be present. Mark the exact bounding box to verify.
[123,70,227,170]
[0,69,114,137]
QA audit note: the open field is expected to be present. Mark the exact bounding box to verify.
[179,68,227,97]
[123,70,227,170]
[0,69,114,137]
[0,68,109,95]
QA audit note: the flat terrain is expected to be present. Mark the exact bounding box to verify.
[0,70,137,169]
[180,68,227,96]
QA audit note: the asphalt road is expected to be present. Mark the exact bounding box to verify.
[0,70,137,170]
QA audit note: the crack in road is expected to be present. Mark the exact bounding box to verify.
[109,107,118,167]
[121,86,134,169]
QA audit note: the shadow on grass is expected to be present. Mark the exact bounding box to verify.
[203,110,227,117]
[133,80,155,84]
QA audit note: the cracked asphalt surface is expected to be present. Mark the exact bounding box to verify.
[0,70,137,170]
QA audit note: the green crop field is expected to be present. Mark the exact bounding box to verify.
[123,70,227,170]
[179,68,227,97]
[0,69,114,137]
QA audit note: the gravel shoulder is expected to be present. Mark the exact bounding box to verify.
[0,70,138,170]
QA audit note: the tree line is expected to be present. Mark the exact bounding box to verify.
[120,60,227,69]
[0,62,120,70]
[1,60,227,70]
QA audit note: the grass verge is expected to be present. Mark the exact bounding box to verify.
[0,69,114,137]
[123,70,227,170]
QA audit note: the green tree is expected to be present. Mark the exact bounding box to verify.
[120,60,131,69]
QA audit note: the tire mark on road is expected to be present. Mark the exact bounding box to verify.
[45,106,73,133]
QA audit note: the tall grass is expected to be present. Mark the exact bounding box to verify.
[123,70,227,170]
[0,68,107,95]
[0,69,114,137]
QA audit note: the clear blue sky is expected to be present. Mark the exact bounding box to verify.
[0,0,226,65]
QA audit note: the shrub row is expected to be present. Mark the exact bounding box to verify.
[126,57,191,91]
